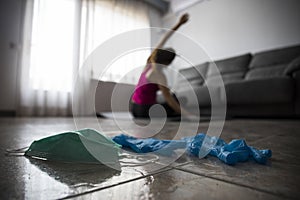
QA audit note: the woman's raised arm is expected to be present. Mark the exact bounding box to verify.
[147,13,189,63]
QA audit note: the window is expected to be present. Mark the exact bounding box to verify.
[29,0,151,93]
[29,0,76,92]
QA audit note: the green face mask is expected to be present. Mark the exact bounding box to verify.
[24,129,122,170]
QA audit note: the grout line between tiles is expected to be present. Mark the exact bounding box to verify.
[173,166,295,200]
[250,134,277,144]
[58,166,174,200]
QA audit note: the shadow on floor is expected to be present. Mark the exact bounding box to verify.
[28,158,120,187]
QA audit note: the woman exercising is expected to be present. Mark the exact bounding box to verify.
[130,14,191,118]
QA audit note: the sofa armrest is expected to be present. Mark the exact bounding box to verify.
[284,55,300,76]
[293,70,300,93]
[293,71,300,115]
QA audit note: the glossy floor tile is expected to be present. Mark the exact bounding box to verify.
[76,169,281,200]
[0,117,299,199]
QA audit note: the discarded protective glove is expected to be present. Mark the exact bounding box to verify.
[112,133,272,165]
[112,134,186,156]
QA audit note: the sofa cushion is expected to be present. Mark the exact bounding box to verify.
[206,54,251,78]
[284,55,300,76]
[175,85,221,107]
[223,77,294,105]
[178,62,208,86]
[206,72,245,85]
[249,45,300,69]
[245,64,286,80]
[195,62,209,78]
[176,63,208,93]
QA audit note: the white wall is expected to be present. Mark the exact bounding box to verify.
[0,0,24,112]
[163,0,300,69]
[148,7,163,47]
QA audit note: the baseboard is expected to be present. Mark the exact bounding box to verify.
[0,111,16,117]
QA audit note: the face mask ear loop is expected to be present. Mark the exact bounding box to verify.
[118,151,160,167]
[5,146,29,156]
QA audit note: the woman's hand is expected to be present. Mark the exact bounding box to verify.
[178,13,189,25]
[147,13,190,62]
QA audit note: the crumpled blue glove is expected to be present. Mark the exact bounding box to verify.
[112,133,272,165]
[112,134,170,153]
[187,135,272,165]
[112,134,186,156]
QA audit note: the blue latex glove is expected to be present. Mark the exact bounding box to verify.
[186,135,272,165]
[112,134,186,156]
[112,133,272,165]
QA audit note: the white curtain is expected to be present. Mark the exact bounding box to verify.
[80,0,150,83]
[18,0,151,116]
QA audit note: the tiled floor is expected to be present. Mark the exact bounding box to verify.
[0,117,299,199]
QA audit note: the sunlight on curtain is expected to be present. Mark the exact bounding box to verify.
[30,0,76,92]
[19,0,152,116]
[18,0,78,116]
[30,0,151,89]
[80,0,151,84]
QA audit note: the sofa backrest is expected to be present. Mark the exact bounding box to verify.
[177,45,300,87]
[176,62,208,90]
[245,45,300,80]
[206,54,252,85]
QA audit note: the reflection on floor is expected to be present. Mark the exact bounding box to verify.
[0,117,299,199]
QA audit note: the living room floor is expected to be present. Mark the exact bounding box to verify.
[0,117,299,199]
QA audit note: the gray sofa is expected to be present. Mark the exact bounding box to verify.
[174,45,300,117]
